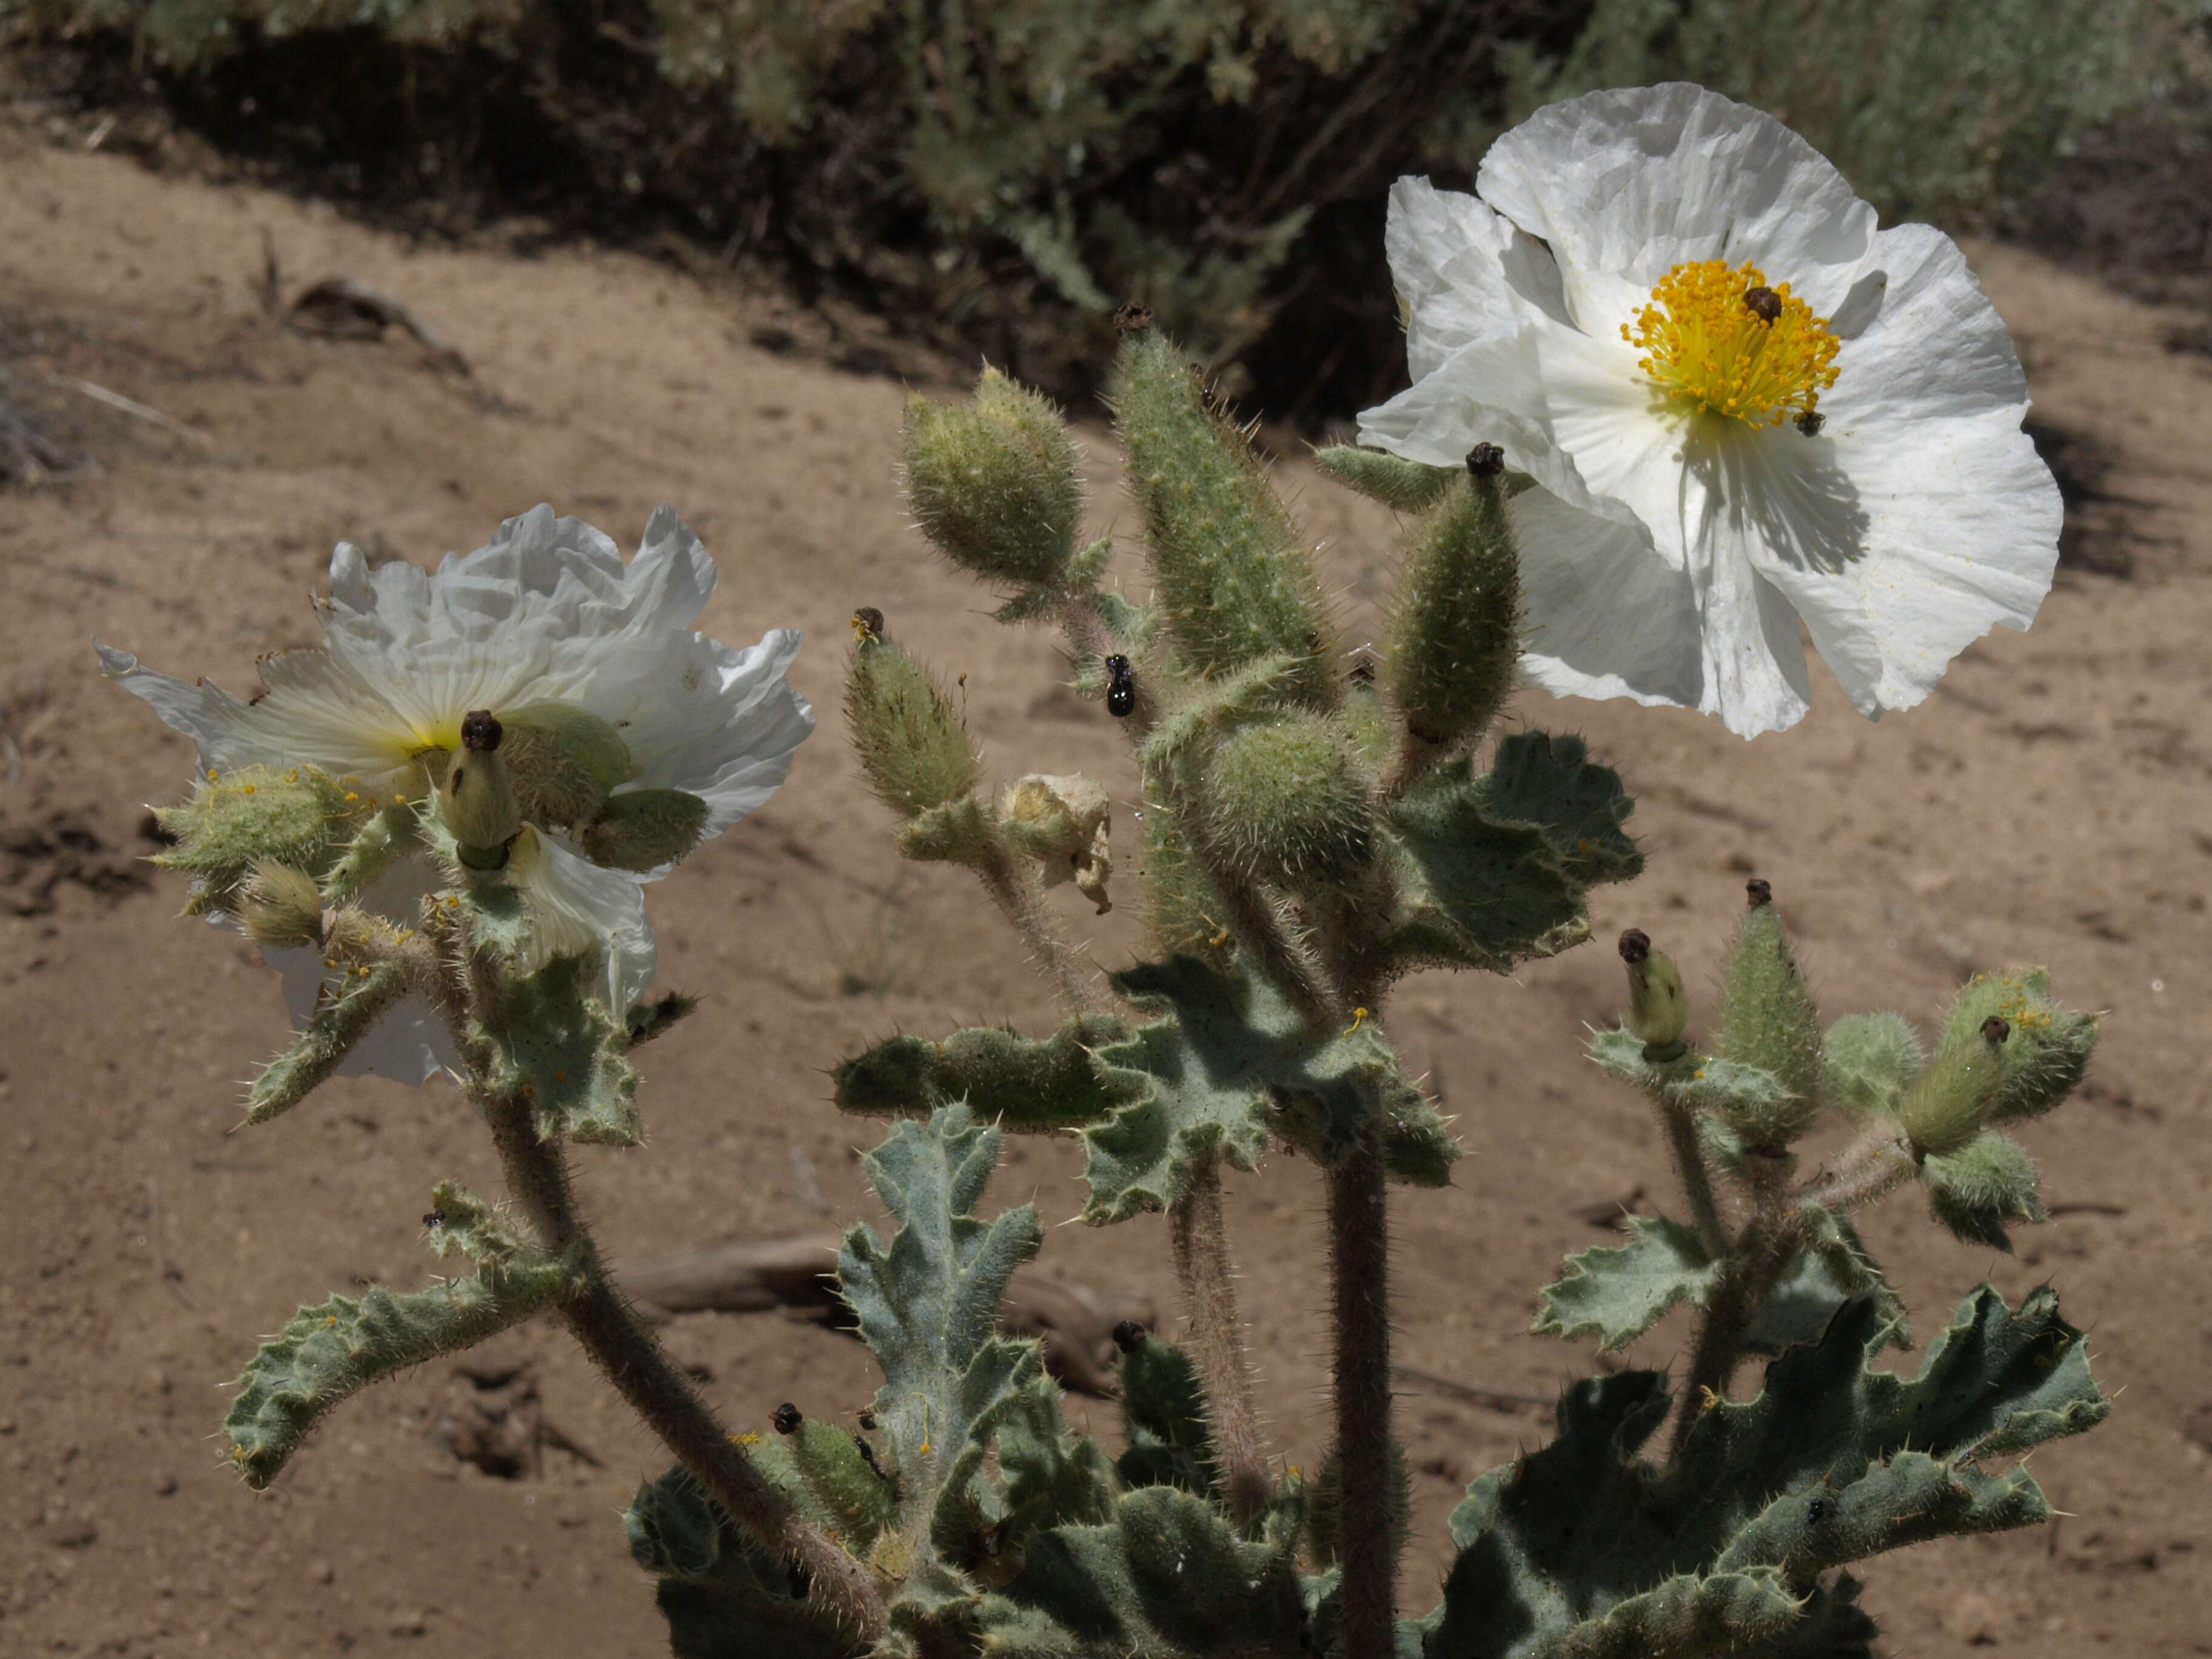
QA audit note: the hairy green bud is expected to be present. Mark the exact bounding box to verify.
[238,860,325,950]
[1618,928,1688,1061]
[1899,1016,2009,1157]
[1313,444,1457,513]
[903,369,1084,589]
[845,633,980,819]
[1198,711,1372,885]
[439,710,522,869]
[1111,330,1331,697]
[1386,468,1520,756]
[1822,1011,1925,1118]
[1940,970,2097,1124]
[497,700,638,828]
[1923,1128,2047,1250]
[1714,888,1823,1145]
[155,763,362,914]
[897,796,994,865]
[580,788,710,871]
[788,1417,897,1554]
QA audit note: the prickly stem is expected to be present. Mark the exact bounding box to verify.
[1327,1114,1398,1658]
[1167,1158,1270,1527]
[973,831,1103,1016]
[443,945,886,1643]
[1661,1097,1731,1258]
[1671,1209,1801,1462]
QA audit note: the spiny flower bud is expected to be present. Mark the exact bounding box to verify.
[497,701,639,830]
[1922,1128,2046,1250]
[154,763,364,915]
[1940,969,2099,1125]
[1714,891,1823,1145]
[1385,466,1520,757]
[580,789,710,872]
[1312,445,1456,513]
[844,634,980,820]
[440,710,521,870]
[999,773,1113,913]
[1619,928,1689,1061]
[1899,1013,2009,1158]
[1198,711,1373,886]
[902,368,1084,589]
[237,860,325,950]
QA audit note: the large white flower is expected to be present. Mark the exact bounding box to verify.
[1359,82,2061,737]
[102,503,814,1082]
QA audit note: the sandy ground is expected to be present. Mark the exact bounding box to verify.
[2,115,2210,1657]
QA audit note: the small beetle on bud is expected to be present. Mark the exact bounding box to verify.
[772,1402,803,1436]
[1620,927,1690,1061]
[1113,301,1154,333]
[1982,1015,2011,1044]
[441,708,521,870]
[1746,877,1772,907]
[1466,442,1506,478]
[851,606,886,643]
[1111,1319,1147,1355]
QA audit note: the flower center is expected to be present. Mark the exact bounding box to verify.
[1622,259,1840,427]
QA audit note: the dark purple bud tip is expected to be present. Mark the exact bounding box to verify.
[1618,928,1652,965]
[771,1402,803,1435]
[460,710,502,752]
[1114,300,1154,333]
[1111,1319,1147,1355]
[1795,409,1825,437]
[1982,1015,2012,1045]
[851,606,885,642]
[1743,287,1783,324]
[1746,878,1772,908]
[1466,442,1506,478]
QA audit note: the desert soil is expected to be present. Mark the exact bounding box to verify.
[2,110,2210,1657]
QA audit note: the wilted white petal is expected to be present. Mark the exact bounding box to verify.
[504,828,659,1011]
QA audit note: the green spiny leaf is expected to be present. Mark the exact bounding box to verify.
[245,960,413,1125]
[835,1015,1144,1131]
[478,953,642,1145]
[225,1247,578,1489]
[1533,1216,1719,1352]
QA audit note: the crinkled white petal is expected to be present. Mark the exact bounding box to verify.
[105,502,814,843]
[1359,85,2059,737]
[503,828,659,1012]
[1476,82,1878,326]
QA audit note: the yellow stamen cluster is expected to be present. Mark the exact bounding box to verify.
[1623,259,1840,426]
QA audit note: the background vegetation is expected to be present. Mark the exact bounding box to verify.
[5,0,2198,417]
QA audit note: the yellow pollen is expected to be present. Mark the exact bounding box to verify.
[1621,259,1840,426]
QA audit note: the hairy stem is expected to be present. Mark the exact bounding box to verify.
[973,836,1102,1015]
[1168,1158,1270,1526]
[1661,1099,1731,1258]
[1798,1121,1917,1213]
[477,1082,887,1641]
[1327,1121,1397,1659]
[1670,1209,1801,1461]
[1213,873,1338,1030]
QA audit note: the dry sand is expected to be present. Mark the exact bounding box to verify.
[2,117,2209,1655]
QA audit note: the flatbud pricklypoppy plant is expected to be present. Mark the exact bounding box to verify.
[115,85,2103,1659]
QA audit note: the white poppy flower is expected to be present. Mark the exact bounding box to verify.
[102,503,813,1082]
[1359,82,2061,737]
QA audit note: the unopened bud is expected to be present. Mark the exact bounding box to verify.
[1199,711,1372,885]
[497,702,638,830]
[1715,899,1823,1144]
[845,634,980,820]
[238,860,324,949]
[440,712,521,870]
[1620,929,1689,1061]
[1899,1018,2008,1158]
[902,369,1083,588]
[579,788,710,872]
